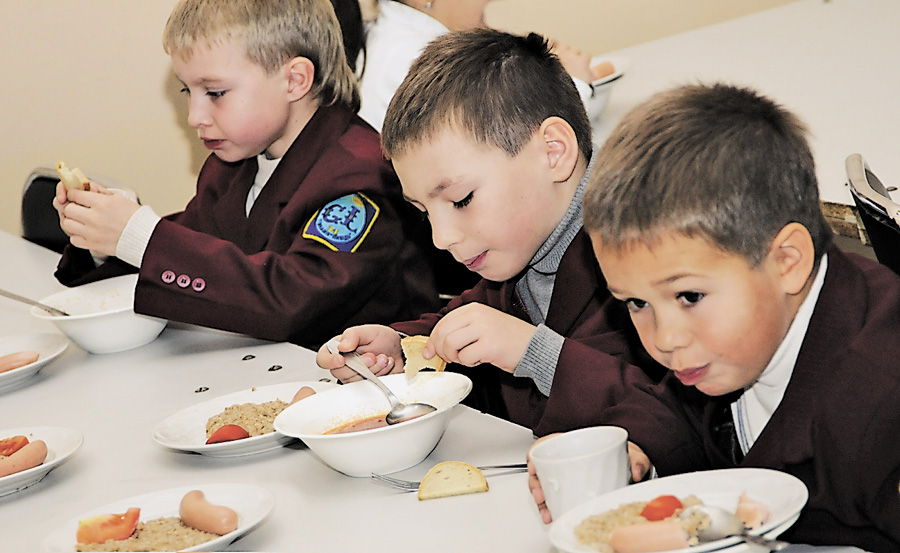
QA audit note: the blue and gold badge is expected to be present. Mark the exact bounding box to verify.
[303,193,380,252]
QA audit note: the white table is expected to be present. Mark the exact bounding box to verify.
[592,0,900,206]
[0,231,549,552]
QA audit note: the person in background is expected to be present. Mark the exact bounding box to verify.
[357,0,600,133]
[329,0,365,73]
[317,29,665,436]
[531,82,900,550]
[53,0,440,349]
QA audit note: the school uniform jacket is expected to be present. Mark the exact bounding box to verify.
[600,247,900,552]
[55,104,440,349]
[392,229,666,436]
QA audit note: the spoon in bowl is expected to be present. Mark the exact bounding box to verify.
[0,288,69,316]
[681,505,791,551]
[325,339,437,424]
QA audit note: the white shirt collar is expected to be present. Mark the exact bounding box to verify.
[733,253,829,453]
[246,154,281,216]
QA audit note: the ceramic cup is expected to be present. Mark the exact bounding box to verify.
[530,426,630,519]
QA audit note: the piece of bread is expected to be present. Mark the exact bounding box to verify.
[401,335,446,379]
[417,461,488,500]
[56,161,90,191]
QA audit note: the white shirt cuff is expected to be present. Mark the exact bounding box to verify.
[116,205,161,268]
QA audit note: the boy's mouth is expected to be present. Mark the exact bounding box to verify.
[201,138,225,150]
[673,365,708,387]
[462,252,487,272]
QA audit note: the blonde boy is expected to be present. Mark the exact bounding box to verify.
[54,0,439,348]
[578,83,900,549]
[318,29,664,435]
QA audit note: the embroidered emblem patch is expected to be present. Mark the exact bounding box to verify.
[303,193,380,252]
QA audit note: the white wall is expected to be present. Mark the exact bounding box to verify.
[1,0,797,237]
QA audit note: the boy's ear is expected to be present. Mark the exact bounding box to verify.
[286,56,315,101]
[539,117,580,183]
[769,222,816,295]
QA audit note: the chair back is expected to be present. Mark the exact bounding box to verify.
[22,167,69,253]
[845,153,900,275]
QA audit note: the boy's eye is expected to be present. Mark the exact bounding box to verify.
[623,298,647,312]
[179,86,190,95]
[677,291,704,306]
[452,192,473,209]
[206,90,226,99]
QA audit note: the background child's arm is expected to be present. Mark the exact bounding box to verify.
[427,303,535,373]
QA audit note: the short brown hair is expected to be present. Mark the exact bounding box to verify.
[163,0,359,111]
[584,83,833,265]
[382,29,593,161]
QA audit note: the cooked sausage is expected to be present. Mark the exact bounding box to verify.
[609,520,690,553]
[180,490,239,535]
[0,351,39,374]
[0,439,48,478]
[289,386,316,405]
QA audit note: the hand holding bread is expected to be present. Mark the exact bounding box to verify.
[401,335,446,379]
[56,161,90,191]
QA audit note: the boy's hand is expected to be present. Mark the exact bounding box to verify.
[315,325,402,383]
[58,183,140,257]
[528,437,652,524]
[428,303,535,373]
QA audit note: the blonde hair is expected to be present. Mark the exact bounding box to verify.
[163,0,360,111]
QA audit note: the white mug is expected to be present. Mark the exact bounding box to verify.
[530,426,630,519]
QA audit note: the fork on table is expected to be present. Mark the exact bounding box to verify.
[371,463,529,491]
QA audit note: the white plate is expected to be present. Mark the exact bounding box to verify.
[549,467,808,553]
[42,482,274,552]
[0,333,68,394]
[0,426,82,498]
[153,380,336,457]
[589,56,631,88]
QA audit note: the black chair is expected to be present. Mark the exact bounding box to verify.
[22,167,69,253]
[845,153,900,275]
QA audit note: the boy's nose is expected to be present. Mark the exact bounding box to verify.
[187,100,210,129]
[430,218,462,252]
[653,315,691,354]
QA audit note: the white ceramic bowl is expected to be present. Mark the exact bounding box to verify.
[586,56,630,121]
[31,274,166,354]
[274,372,472,477]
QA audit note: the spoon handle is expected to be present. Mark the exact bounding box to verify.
[325,340,401,409]
[0,288,69,316]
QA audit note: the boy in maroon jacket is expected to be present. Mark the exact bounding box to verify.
[317,29,664,436]
[52,0,439,349]
[541,83,900,550]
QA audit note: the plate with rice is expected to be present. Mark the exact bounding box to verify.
[41,482,274,552]
[548,467,808,553]
[152,380,336,457]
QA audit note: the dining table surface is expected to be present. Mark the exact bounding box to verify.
[0,229,548,552]
[591,0,900,208]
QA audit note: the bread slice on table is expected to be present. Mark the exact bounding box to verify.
[417,461,488,500]
[401,335,446,379]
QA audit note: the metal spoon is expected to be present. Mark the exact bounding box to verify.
[0,288,69,316]
[325,339,437,424]
[681,505,791,551]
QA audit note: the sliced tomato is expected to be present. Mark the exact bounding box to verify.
[640,495,684,521]
[76,507,141,544]
[206,424,250,444]
[0,435,29,457]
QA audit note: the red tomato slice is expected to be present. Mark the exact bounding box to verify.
[206,424,250,444]
[640,495,684,521]
[0,435,29,457]
[76,507,141,544]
